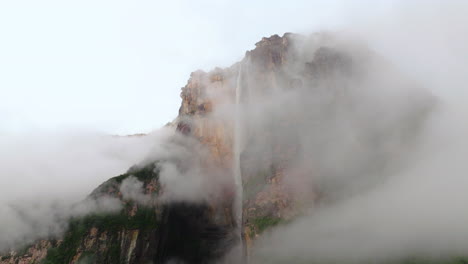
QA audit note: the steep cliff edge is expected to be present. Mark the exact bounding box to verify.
[0,33,435,264]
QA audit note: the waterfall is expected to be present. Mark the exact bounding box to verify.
[233,61,244,253]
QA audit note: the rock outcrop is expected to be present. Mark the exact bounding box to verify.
[0,33,434,264]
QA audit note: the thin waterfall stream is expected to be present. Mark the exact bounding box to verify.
[233,61,244,254]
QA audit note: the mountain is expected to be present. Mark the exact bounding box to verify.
[0,33,435,264]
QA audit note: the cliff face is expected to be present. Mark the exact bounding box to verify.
[0,33,434,264]
[176,34,306,252]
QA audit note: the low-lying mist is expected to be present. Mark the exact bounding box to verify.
[0,130,160,251]
[251,103,468,263]
[245,3,468,263]
[2,2,468,263]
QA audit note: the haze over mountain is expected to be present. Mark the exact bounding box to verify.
[2,1,468,264]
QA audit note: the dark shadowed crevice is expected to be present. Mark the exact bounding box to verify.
[155,202,235,264]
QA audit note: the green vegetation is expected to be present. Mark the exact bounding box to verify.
[42,218,88,264]
[111,163,160,184]
[77,251,96,264]
[396,257,468,264]
[77,206,158,232]
[41,206,158,264]
[251,216,285,234]
[108,241,121,263]
[40,163,162,264]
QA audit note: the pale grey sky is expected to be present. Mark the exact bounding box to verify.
[0,0,448,135]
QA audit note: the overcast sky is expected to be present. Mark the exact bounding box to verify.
[2,0,463,135]
[0,0,404,135]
